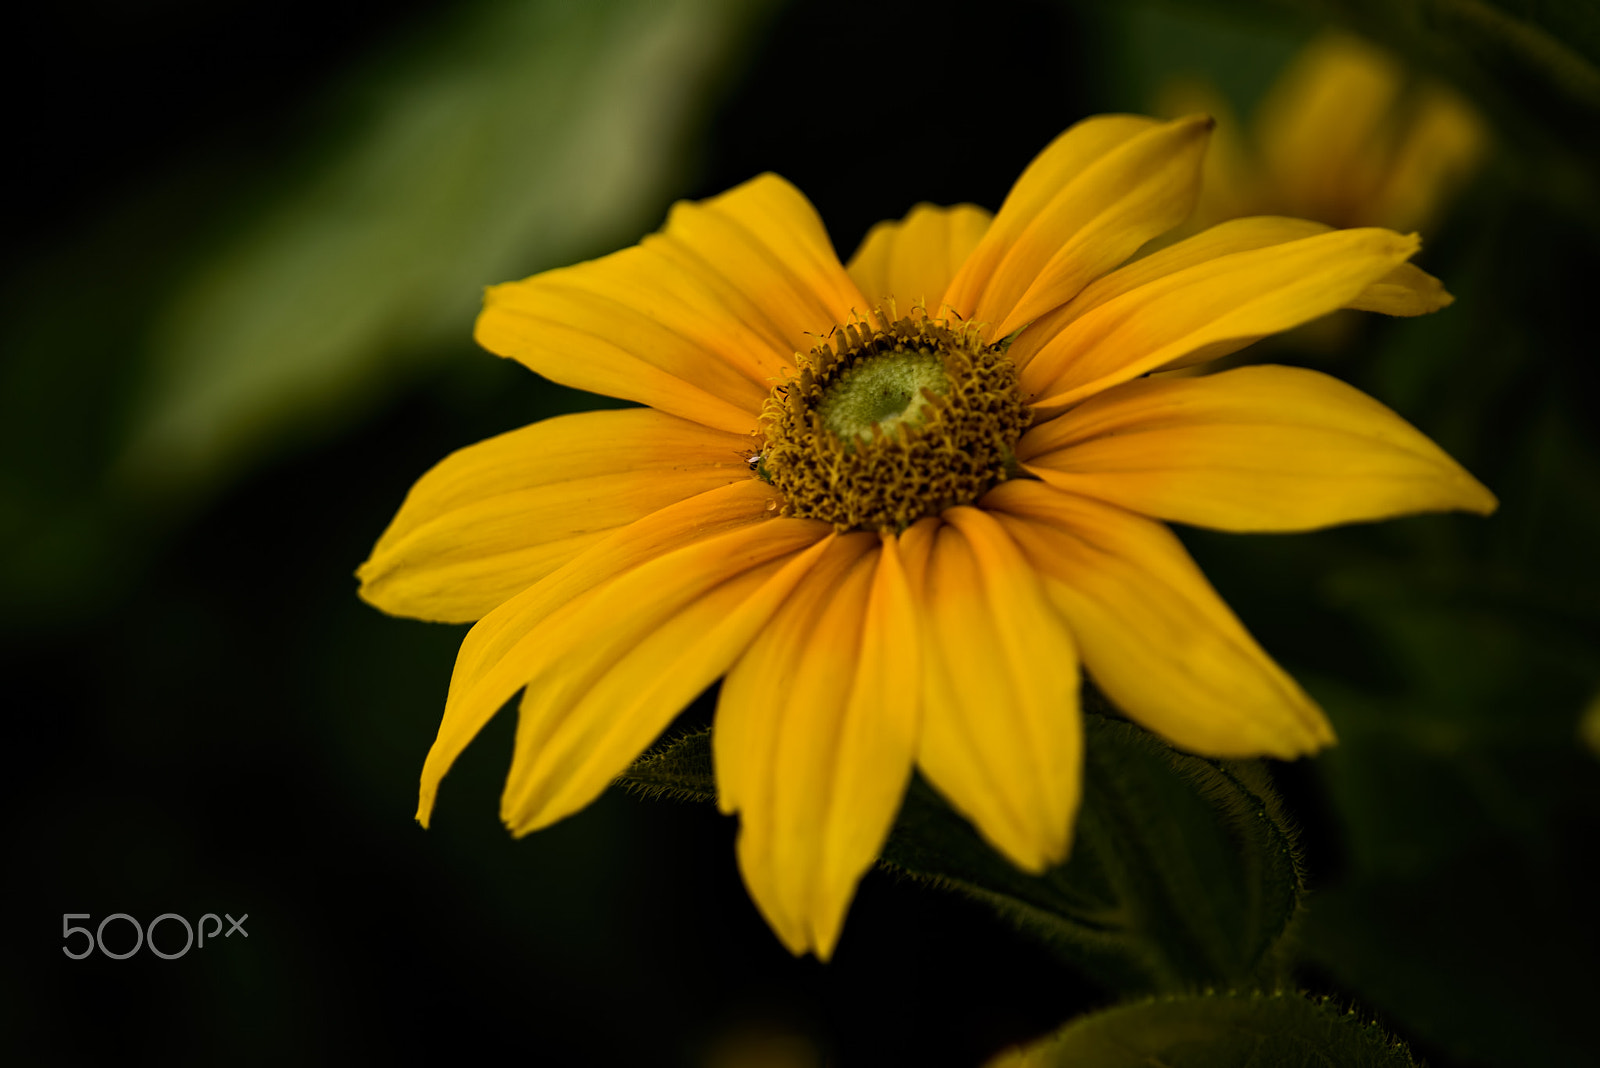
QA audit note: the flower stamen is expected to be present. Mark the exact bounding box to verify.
[756,312,1029,531]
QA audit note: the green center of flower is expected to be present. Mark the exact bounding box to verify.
[817,350,949,443]
[755,313,1029,532]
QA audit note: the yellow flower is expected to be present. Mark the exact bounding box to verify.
[358,114,1495,960]
[1581,691,1600,759]
[1161,31,1489,234]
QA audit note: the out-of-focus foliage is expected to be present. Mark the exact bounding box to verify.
[121,0,771,495]
[988,991,1420,1068]
[0,0,770,628]
[1333,0,1600,112]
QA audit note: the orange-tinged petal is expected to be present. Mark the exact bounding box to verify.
[475,174,864,432]
[715,535,876,822]
[943,115,1153,323]
[499,518,835,834]
[846,203,992,315]
[1020,227,1425,414]
[1007,216,1449,377]
[719,541,875,956]
[358,410,755,622]
[894,514,940,596]
[912,507,1081,873]
[416,479,794,824]
[717,532,919,959]
[943,115,1213,340]
[985,481,1332,758]
[1020,364,1497,531]
[476,264,764,434]
[649,172,866,354]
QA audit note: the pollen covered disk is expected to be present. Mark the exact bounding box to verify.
[756,312,1030,531]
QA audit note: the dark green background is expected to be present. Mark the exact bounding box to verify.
[5,1,1597,1064]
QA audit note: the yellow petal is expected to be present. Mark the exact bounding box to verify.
[1020,226,1426,414]
[908,507,1082,873]
[1019,364,1497,531]
[498,520,835,834]
[846,202,992,315]
[475,174,864,432]
[416,479,795,825]
[985,481,1332,757]
[716,531,919,959]
[650,173,867,348]
[1008,216,1451,378]
[358,410,755,622]
[943,114,1213,340]
[716,535,876,822]
[1346,260,1453,317]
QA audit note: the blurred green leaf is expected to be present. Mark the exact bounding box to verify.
[996,990,1419,1068]
[1408,0,1600,109]
[1291,596,1600,1067]
[1302,839,1598,1068]
[117,0,773,496]
[620,706,1306,994]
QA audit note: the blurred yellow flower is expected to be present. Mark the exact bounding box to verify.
[1581,691,1600,758]
[986,1041,1046,1068]
[359,114,1494,960]
[1161,31,1488,235]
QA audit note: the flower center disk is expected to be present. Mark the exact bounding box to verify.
[757,314,1029,531]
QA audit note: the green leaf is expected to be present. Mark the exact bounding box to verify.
[995,990,1419,1068]
[615,728,718,804]
[115,0,775,496]
[615,704,1306,994]
[884,709,1304,994]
